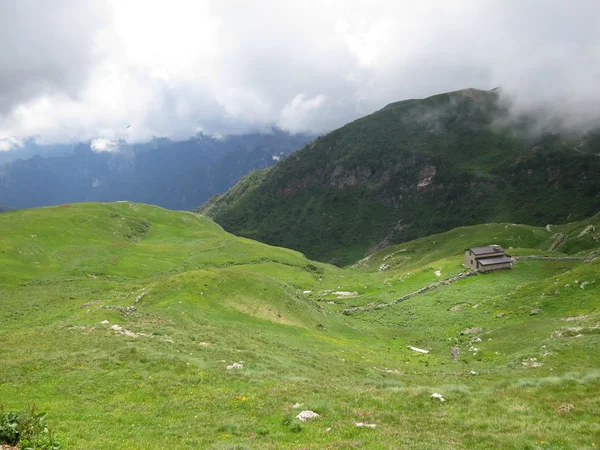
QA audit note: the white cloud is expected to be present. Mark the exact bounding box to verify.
[279,94,328,133]
[0,0,599,151]
[90,138,118,153]
[0,136,23,151]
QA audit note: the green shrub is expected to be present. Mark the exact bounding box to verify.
[0,405,61,450]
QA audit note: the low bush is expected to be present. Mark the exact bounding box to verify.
[0,405,61,450]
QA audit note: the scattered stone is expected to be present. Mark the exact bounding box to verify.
[355,422,377,428]
[296,410,320,422]
[333,291,359,298]
[556,403,575,414]
[450,303,469,311]
[430,393,445,402]
[227,362,243,370]
[577,225,595,238]
[99,320,109,325]
[374,367,401,374]
[378,263,390,272]
[451,347,459,361]
[344,270,478,315]
[103,305,136,313]
[512,405,530,412]
[470,371,477,375]
[462,327,482,335]
[496,313,505,318]
[302,290,312,294]
[134,291,146,303]
[434,270,442,277]
[198,341,210,347]
[81,300,101,308]
[545,224,552,232]
[110,324,139,338]
[530,308,541,315]
[561,315,588,322]
[407,345,429,354]
[292,403,303,409]
[522,357,543,368]
[326,301,336,305]
[472,337,482,343]
[551,327,582,338]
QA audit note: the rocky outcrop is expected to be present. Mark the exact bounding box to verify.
[417,164,436,191]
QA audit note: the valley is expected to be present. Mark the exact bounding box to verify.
[1,202,598,449]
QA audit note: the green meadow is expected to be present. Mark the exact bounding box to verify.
[1,202,599,449]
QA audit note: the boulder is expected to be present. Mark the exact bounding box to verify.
[296,410,320,422]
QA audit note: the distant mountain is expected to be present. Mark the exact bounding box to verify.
[0,129,314,210]
[198,88,600,265]
[0,141,75,165]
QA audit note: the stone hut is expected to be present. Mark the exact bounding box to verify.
[464,245,513,272]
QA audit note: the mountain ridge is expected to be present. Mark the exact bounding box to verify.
[198,88,600,265]
[0,129,314,211]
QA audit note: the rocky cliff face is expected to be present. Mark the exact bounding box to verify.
[198,88,600,266]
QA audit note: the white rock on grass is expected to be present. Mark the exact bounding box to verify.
[227,362,243,370]
[431,393,445,402]
[355,422,377,428]
[110,324,138,337]
[99,320,109,325]
[407,345,429,354]
[333,291,359,297]
[292,403,303,409]
[296,410,320,422]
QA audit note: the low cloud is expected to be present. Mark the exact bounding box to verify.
[279,94,328,133]
[0,0,599,150]
[90,138,118,153]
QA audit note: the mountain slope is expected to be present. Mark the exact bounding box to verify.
[0,129,313,210]
[1,202,599,448]
[198,88,600,265]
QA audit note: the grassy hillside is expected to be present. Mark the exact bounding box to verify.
[1,203,599,449]
[199,88,600,265]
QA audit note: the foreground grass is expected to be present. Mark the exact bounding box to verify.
[1,203,599,449]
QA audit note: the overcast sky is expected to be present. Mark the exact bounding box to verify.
[0,0,599,151]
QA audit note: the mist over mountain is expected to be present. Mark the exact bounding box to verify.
[199,88,600,265]
[0,129,313,210]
